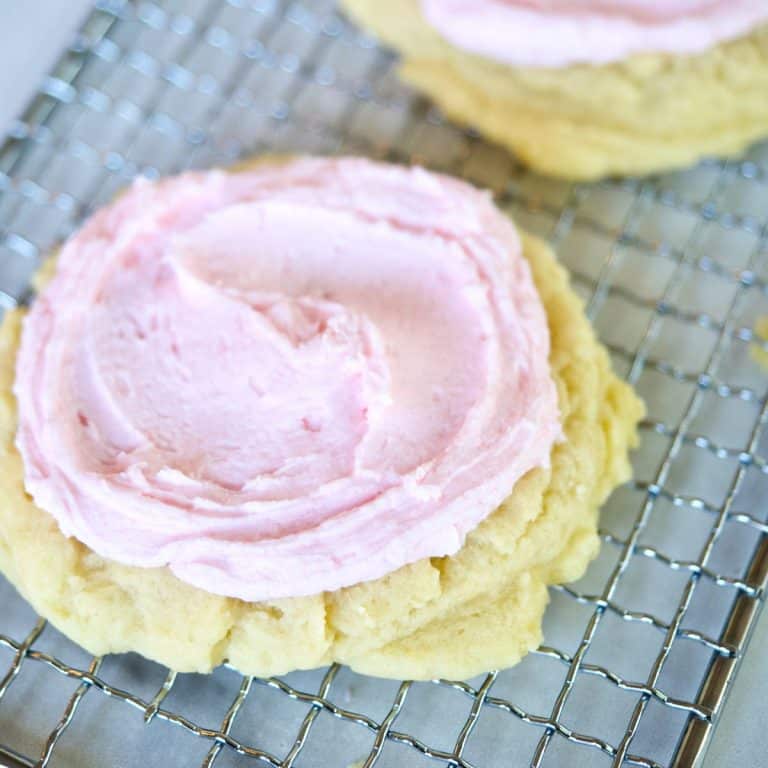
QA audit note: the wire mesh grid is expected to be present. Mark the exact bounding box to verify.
[0,1,767,766]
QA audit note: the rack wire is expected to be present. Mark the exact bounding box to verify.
[1,1,767,766]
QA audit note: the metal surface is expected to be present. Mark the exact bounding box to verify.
[1,1,767,766]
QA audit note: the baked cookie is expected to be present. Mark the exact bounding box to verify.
[0,158,642,680]
[341,0,768,180]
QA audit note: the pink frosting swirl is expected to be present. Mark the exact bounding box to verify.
[420,0,768,68]
[14,158,559,601]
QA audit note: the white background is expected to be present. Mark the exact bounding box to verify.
[0,3,765,766]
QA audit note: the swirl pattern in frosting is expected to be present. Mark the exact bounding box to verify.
[420,0,768,68]
[13,158,560,601]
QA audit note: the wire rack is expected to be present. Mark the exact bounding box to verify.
[1,1,768,766]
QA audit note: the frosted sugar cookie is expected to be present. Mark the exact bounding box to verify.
[0,157,642,679]
[342,1,768,179]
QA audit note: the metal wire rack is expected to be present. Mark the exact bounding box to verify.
[1,1,768,766]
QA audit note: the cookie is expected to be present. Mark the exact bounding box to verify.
[342,0,768,180]
[0,160,642,680]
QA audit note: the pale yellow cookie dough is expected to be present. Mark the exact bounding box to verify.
[0,181,643,680]
[751,316,768,370]
[341,0,768,180]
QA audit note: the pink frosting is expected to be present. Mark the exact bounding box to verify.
[420,0,768,68]
[13,157,559,601]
